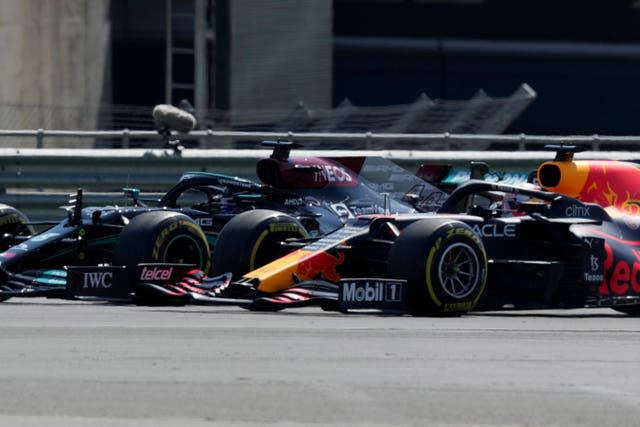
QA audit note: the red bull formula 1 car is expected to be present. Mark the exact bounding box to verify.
[60,146,640,316]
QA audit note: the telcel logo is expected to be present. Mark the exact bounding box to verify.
[140,266,174,281]
[83,272,113,289]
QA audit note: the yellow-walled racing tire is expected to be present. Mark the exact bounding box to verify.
[113,210,211,274]
[388,218,487,316]
[212,209,307,279]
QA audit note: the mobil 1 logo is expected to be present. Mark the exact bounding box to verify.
[339,278,407,312]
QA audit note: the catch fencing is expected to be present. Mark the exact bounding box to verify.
[1,129,640,151]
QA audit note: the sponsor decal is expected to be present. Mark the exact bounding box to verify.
[284,198,305,207]
[342,281,402,303]
[217,178,254,189]
[584,254,604,283]
[331,203,353,219]
[565,205,591,217]
[295,252,345,282]
[313,165,354,184]
[599,243,640,296]
[349,205,380,216]
[471,223,516,238]
[66,266,130,299]
[139,266,174,282]
[83,271,113,289]
[339,279,407,311]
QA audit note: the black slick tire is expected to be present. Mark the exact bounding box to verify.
[212,209,307,279]
[112,210,211,273]
[388,218,487,316]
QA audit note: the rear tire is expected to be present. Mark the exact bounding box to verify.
[113,210,211,273]
[212,209,307,279]
[388,218,487,316]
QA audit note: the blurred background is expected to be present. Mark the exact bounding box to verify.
[1,0,640,142]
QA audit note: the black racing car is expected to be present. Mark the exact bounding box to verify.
[0,141,447,299]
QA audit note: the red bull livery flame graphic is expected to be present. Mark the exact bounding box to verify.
[294,252,345,282]
[578,162,640,216]
[539,160,640,216]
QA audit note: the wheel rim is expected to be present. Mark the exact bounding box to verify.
[437,242,480,299]
[161,235,204,268]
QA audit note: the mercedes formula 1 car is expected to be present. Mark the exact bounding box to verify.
[53,146,640,317]
[0,141,448,301]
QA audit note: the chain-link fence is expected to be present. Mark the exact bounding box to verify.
[0,84,536,149]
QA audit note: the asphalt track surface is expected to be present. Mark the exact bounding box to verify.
[0,300,639,427]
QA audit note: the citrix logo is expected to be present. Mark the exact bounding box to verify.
[565,205,591,217]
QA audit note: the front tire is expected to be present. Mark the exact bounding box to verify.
[113,210,211,273]
[388,218,487,316]
[212,209,307,279]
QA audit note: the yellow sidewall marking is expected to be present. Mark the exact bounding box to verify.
[425,236,442,307]
[249,229,270,271]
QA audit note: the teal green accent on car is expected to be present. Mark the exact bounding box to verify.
[179,171,259,185]
[42,269,67,277]
[34,270,67,287]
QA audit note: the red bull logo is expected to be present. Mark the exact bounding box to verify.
[578,162,640,216]
[295,252,345,282]
[599,241,640,296]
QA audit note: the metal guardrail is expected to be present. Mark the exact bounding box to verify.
[1,129,640,220]
[1,145,640,221]
[1,129,640,150]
